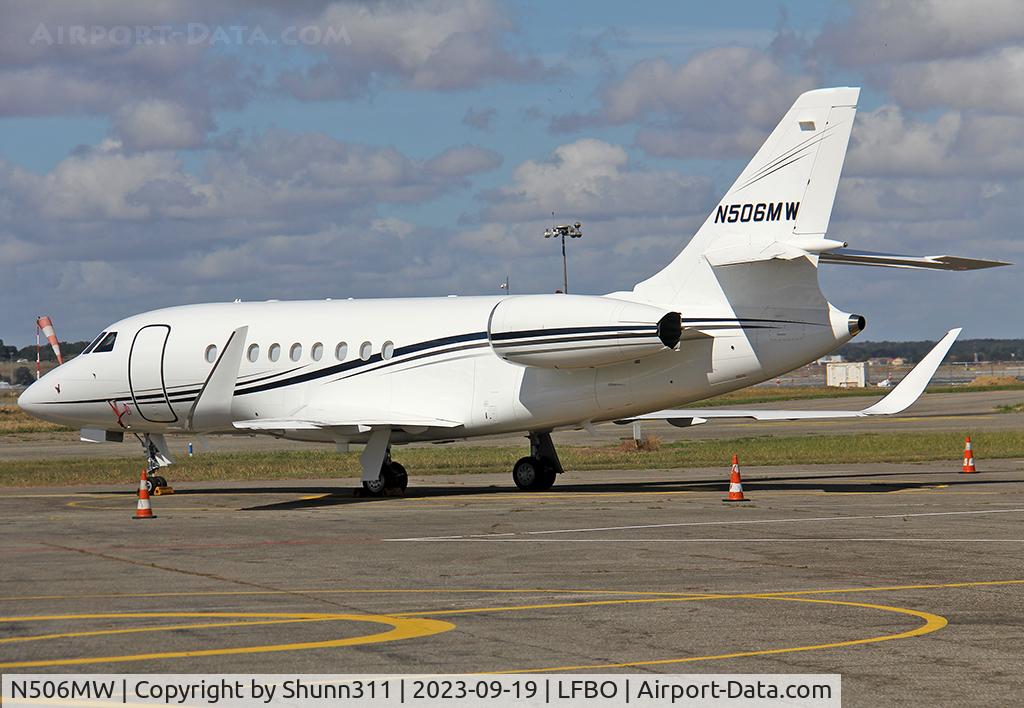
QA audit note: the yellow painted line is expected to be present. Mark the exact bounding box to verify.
[0,493,109,499]
[743,578,1024,598]
[4,579,1021,604]
[396,579,1015,619]
[393,595,721,618]
[495,596,947,673]
[0,617,338,644]
[0,588,705,602]
[0,612,453,669]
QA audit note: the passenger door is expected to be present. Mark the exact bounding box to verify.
[129,325,177,423]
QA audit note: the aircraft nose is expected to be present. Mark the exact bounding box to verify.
[17,380,46,416]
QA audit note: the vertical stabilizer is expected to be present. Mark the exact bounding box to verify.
[632,87,860,308]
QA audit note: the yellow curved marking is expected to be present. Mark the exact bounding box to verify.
[0,617,339,644]
[3,579,1024,605]
[0,588,707,602]
[0,612,453,669]
[495,596,947,673]
[393,595,720,618]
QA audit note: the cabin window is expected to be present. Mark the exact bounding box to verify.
[359,341,372,361]
[92,332,117,353]
[247,344,259,362]
[289,343,302,362]
[204,344,218,363]
[381,341,394,360]
[335,342,348,361]
[268,343,281,362]
[311,342,323,361]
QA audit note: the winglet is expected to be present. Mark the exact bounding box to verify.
[862,328,961,416]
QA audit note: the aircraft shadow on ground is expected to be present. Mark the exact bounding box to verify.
[83,469,1019,511]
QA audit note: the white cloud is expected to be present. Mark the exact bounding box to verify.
[815,0,1024,66]
[423,145,502,178]
[277,0,547,99]
[885,47,1024,114]
[480,138,713,221]
[558,47,816,159]
[846,105,1024,177]
[113,99,213,150]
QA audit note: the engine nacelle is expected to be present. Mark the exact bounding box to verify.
[487,295,681,369]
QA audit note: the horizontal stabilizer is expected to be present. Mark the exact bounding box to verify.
[617,328,960,424]
[819,249,1010,271]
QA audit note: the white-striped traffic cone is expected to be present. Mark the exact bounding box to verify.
[723,454,748,502]
[961,436,977,474]
[133,470,156,519]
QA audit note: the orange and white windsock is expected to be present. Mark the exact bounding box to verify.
[36,316,63,365]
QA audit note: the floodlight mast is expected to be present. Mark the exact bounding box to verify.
[543,217,583,293]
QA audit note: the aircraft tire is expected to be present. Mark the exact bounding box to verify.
[387,462,408,492]
[362,473,388,496]
[512,457,556,491]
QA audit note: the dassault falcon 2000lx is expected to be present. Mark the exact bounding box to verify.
[19,87,1010,494]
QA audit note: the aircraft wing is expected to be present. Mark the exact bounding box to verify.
[818,249,1010,271]
[617,328,961,426]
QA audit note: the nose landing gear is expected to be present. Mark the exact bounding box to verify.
[134,433,173,493]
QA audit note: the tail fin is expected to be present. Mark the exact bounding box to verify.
[633,87,860,305]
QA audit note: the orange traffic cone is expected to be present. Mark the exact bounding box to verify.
[133,469,156,519]
[723,454,748,502]
[961,436,977,474]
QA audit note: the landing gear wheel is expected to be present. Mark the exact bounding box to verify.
[363,462,408,496]
[362,474,387,496]
[153,476,168,489]
[387,462,408,492]
[512,457,556,491]
[143,477,155,494]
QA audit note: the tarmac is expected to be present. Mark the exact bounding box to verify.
[2,456,1023,705]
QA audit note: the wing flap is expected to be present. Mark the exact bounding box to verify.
[234,413,463,432]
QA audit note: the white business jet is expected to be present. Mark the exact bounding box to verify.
[18,87,1008,494]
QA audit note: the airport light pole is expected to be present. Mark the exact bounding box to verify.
[543,219,583,293]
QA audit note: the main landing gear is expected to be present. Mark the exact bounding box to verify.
[358,427,408,496]
[362,454,408,496]
[512,431,563,491]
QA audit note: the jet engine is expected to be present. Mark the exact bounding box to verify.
[487,294,682,369]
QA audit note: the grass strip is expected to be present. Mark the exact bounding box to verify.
[2,431,1022,487]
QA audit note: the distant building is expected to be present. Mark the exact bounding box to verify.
[816,354,844,364]
[826,361,868,388]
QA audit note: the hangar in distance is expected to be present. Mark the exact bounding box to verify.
[18,87,1009,494]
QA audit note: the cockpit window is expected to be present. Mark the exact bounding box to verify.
[81,331,107,354]
[92,332,117,353]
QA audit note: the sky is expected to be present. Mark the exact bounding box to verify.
[1,0,1021,345]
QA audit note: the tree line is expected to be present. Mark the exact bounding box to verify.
[838,338,1024,364]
